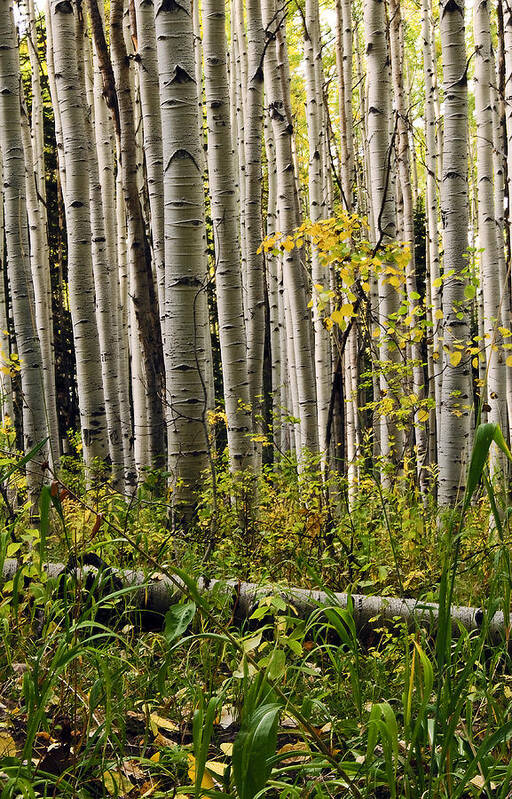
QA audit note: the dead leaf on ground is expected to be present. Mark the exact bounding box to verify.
[0,731,16,757]
[277,741,311,764]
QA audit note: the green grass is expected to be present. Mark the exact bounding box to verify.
[0,425,512,797]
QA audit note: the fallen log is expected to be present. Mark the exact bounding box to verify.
[1,558,506,639]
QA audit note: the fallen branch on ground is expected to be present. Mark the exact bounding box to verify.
[1,558,505,639]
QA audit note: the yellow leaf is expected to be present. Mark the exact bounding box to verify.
[499,326,512,337]
[449,351,462,367]
[417,409,429,423]
[506,355,512,367]
[150,713,179,735]
[372,327,381,338]
[103,771,133,797]
[472,357,479,369]
[434,309,443,320]
[433,277,442,288]
[0,732,16,757]
[150,752,160,762]
[187,754,215,789]
[331,304,354,325]
[205,760,228,777]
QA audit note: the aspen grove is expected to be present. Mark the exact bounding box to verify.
[0,0,510,513]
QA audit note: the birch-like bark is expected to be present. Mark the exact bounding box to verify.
[48,0,109,466]
[0,0,49,493]
[20,101,60,467]
[232,0,249,329]
[263,0,319,454]
[363,0,399,465]
[421,0,442,455]
[244,0,266,421]
[335,0,354,209]
[264,116,283,450]
[155,0,210,509]
[474,0,506,446]
[80,20,125,484]
[110,0,166,467]
[304,0,331,461]
[89,0,135,479]
[133,0,165,316]
[389,0,428,490]
[0,162,14,424]
[27,0,55,393]
[203,0,253,471]
[438,0,472,505]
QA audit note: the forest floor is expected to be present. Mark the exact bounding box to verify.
[0,444,511,798]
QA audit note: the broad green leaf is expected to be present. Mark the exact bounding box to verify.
[232,703,280,799]
[164,601,196,645]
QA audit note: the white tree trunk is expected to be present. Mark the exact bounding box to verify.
[0,0,50,494]
[48,0,109,468]
[263,0,319,455]
[474,0,506,449]
[203,0,254,472]
[438,0,473,505]
[134,0,165,318]
[155,0,211,510]
[363,0,399,467]
[80,19,125,485]
[304,0,331,462]
[244,0,266,426]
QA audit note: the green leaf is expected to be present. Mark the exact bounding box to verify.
[2,437,48,483]
[463,423,512,514]
[464,283,476,300]
[232,703,280,799]
[164,601,196,645]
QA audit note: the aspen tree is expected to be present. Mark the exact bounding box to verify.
[48,0,109,466]
[231,0,249,328]
[421,0,442,454]
[89,0,135,479]
[263,116,284,451]
[244,0,266,419]
[203,0,253,471]
[262,0,318,455]
[335,0,354,210]
[389,0,428,490]
[80,20,125,484]
[0,0,49,493]
[363,0,399,465]
[438,0,473,505]
[495,1,512,443]
[304,0,331,461]
[20,102,60,468]
[473,0,506,443]
[133,0,165,315]
[0,160,14,425]
[110,0,166,468]
[154,0,210,509]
